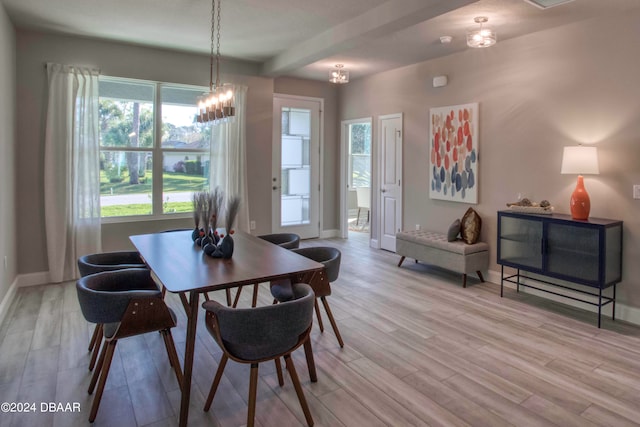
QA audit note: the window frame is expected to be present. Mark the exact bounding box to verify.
[99,76,209,223]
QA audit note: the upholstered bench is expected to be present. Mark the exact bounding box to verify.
[396,230,489,287]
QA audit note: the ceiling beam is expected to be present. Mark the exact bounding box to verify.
[261,0,479,77]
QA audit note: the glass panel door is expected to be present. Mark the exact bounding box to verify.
[272,97,320,238]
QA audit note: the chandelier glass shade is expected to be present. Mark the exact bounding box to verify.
[329,64,349,84]
[466,16,497,48]
[197,0,235,124]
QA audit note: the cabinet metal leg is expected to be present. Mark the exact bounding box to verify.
[613,284,617,321]
[598,287,602,329]
[516,269,520,293]
[500,265,504,297]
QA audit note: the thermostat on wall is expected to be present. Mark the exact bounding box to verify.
[433,75,448,88]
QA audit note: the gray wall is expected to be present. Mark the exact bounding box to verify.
[0,4,16,302]
[340,10,640,308]
[14,30,341,273]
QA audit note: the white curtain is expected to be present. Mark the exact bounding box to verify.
[44,63,101,282]
[210,85,250,232]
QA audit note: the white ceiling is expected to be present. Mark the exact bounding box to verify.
[3,0,640,82]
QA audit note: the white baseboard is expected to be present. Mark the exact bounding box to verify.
[0,277,19,328]
[16,271,51,288]
[0,271,50,328]
[320,229,340,239]
[485,269,640,327]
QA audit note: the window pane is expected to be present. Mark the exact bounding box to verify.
[162,152,210,214]
[161,86,210,149]
[99,80,154,148]
[100,151,152,217]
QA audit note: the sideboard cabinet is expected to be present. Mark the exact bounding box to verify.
[497,211,622,327]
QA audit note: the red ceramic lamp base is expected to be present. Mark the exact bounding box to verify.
[570,175,590,220]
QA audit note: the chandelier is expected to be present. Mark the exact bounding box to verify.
[466,16,497,48]
[197,0,235,124]
[329,64,349,84]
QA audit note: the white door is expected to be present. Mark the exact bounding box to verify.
[379,114,403,251]
[272,96,321,239]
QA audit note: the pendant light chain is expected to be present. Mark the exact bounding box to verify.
[215,0,221,89]
[209,0,215,91]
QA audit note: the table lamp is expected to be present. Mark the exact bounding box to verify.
[560,146,599,220]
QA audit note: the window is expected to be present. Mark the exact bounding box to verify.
[348,123,371,188]
[99,77,210,219]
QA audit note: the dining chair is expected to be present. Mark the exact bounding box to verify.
[202,282,315,427]
[77,251,147,371]
[231,233,301,308]
[76,268,183,423]
[271,246,344,347]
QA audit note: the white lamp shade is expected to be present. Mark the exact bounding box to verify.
[560,146,599,175]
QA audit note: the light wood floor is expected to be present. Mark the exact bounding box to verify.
[2,232,640,426]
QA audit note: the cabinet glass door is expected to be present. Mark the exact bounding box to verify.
[499,216,543,270]
[547,223,599,282]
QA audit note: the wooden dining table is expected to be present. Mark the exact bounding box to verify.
[130,230,324,427]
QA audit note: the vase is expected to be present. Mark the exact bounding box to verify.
[191,228,200,241]
[219,234,234,259]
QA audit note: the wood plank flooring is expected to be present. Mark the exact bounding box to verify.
[2,231,640,426]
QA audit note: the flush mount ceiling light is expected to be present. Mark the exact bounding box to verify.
[466,16,497,48]
[524,0,574,9]
[330,64,349,84]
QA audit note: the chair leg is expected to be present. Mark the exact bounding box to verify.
[356,208,361,226]
[314,299,324,332]
[204,354,228,411]
[284,355,314,427]
[89,340,117,423]
[89,340,108,394]
[303,338,318,382]
[225,288,232,306]
[477,270,485,282]
[275,358,284,386]
[463,274,467,288]
[321,296,344,348]
[247,363,259,427]
[397,256,406,267]
[89,325,103,371]
[88,323,101,352]
[251,284,259,308]
[161,329,184,389]
[232,286,243,308]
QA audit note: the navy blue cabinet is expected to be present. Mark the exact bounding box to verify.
[497,211,622,327]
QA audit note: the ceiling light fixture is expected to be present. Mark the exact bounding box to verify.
[330,64,349,84]
[197,0,235,125]
[466,16,497,48]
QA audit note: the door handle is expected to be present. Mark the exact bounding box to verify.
[381,189,386,193]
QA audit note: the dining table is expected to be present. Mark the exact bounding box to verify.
[130,229,324,427]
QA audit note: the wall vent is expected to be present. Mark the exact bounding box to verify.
[524,0,575,9]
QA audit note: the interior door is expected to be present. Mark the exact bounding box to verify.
[379,114,403,252]
[272,96,321,239]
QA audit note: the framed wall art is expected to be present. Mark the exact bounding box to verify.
[429,102,478,204]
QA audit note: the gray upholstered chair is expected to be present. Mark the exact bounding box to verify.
[77,251,147,371]
[272,246,344,347]
[231,233,301,308]
[77,268,183,423]
[202,283,315,427]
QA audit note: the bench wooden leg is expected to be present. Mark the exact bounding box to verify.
[397,256,406,267]
[462,274,467,288]
[477,271,485,282]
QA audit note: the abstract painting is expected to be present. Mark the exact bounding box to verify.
[429,102,478,204]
